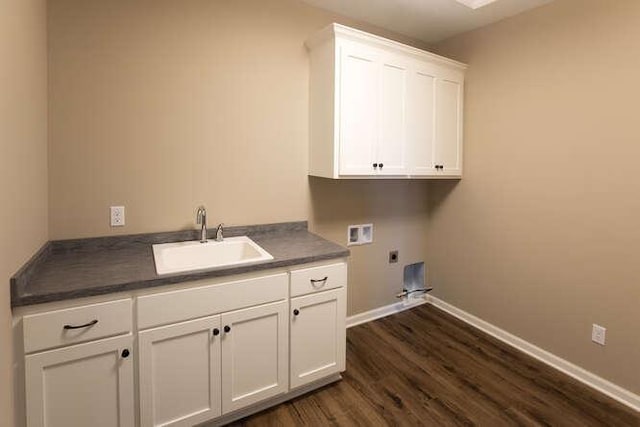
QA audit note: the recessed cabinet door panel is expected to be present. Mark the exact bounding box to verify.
[378,58,408,175]
[338,44,379,176]
[138,316,222,427]
[408,68,436,176]
[221,301,288,414]
[290,288,346,389]
[25,335,134,427]
[435,79,463,175]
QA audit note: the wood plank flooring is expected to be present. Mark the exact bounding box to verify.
[231,304,640,426]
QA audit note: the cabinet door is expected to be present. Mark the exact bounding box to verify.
[338,43,379,176]
[434,77,463,176]
[407,64,437,176]
[290,288,346,389]
[25,335,134,427]
[377,55,408,175]
[221,300,288,414]
[139,316,222,427]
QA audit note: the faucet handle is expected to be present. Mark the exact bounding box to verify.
[215,223,224,241]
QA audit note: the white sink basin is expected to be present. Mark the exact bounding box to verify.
[152,236,274,275]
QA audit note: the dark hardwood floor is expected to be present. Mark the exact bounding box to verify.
[232,304,640,426]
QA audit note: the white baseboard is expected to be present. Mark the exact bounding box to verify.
[428,296,640,412]
[346,297,427,328]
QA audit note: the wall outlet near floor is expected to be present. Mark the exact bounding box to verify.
[591,324,606,346]
[110,206,125,227]
[347,223,373,246]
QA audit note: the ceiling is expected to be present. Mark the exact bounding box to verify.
[300,0,555,44]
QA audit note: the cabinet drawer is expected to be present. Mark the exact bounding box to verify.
[137,273,288,329]
[23,299,132,354]
[290,263,347,297]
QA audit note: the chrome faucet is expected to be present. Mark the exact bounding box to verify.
[215,223,224,242]
[196,206,207,243]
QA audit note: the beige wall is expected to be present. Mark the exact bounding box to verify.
[309,179,429,315]
[431,0,640,393]
[0,0,49,425]
[48,0,430,316]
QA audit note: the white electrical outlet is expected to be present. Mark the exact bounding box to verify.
[110,206,125,227]
[592,324,606,346]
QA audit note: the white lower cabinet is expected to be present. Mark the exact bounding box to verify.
[138,301,289,426]
[24,334,135,427]
[18,260,347,427]
[290,288,346,389]
[138,316,222,427]
[138,301,289,427]
[221,301,289,413]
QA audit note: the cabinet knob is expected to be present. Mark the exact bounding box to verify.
[121,349,130,358]
[212,328,220,336]
[379,163,384,169]
[373,163,378,168]
[224,325,231,333]
[293,309,300,316]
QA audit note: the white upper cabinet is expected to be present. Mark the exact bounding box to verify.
[378,54,409,176]
[434,78,464,176]
[338,42,380,175]
[307,23,466,179]
[407,64,437,176]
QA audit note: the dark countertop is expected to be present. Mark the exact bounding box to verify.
[11,222,349,307]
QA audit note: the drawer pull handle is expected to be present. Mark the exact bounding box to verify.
[63,319,98,330]
[310,276,328,287]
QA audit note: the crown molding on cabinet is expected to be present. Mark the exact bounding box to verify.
[305,23,467,71]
